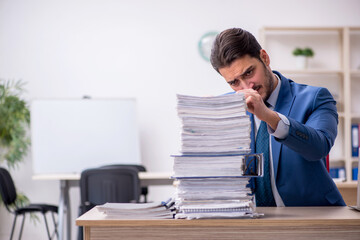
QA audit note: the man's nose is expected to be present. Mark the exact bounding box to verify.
[240,80,253,89]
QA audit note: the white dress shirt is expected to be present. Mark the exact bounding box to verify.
[254,73,289,207]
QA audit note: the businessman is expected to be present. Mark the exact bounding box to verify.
[210,28,345,206]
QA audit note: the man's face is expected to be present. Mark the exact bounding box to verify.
[218,53,275,102]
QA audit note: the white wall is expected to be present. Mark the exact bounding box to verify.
[0,0,359,239]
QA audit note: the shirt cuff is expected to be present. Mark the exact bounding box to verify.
[268,112,290,139]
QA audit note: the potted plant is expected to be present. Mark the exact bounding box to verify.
[0,79,30,168]
[292,47,314,69]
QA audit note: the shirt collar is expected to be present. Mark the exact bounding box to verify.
[266,73,281,109]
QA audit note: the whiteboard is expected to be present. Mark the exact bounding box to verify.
[31,99,141,174]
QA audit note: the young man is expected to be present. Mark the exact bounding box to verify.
[210,28,345,206]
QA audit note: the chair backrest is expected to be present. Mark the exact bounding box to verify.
[0,167,17,207]
[80,166,141,210]
[100,164,148,197]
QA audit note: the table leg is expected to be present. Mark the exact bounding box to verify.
[58,180,65,240]
[65,182,71,240]
[58,180,72,240]
[83,226,90,240]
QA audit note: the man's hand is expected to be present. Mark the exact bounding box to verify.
[237,89,281,131]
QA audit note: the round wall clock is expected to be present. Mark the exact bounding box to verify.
[198,31,218,62]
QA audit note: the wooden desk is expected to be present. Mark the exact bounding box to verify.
[336,181,358,206]
[33,172,173,240]
[76,206,360,240]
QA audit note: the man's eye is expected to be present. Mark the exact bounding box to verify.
[244,70,253,77]
[230,79,240,86]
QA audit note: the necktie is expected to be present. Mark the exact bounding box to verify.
[255,120,276,206]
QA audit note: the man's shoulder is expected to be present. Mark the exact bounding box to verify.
[289,80,323,93]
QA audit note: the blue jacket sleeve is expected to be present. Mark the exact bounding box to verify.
[275,87,338,161]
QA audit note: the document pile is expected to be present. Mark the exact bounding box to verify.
[97,201,175,219]
[177,94,251,155]
[173,93,262,219]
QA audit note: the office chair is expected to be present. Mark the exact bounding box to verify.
[78,166,141,240]
[100,164,148,202]
[0,167,58,240]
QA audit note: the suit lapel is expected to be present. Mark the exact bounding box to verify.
[272,71,296,179]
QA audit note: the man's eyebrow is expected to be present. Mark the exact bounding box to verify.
[227,65,254,84]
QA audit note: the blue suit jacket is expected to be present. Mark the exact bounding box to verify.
[248,71,345,206]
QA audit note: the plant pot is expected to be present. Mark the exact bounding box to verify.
[295,56,308,69]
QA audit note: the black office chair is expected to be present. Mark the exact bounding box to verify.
[100,164,148,202]
[78,166,141,240]
[0,167,58,240]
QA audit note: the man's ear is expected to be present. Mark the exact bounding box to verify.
[260,49,270,66]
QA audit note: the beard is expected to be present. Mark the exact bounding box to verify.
[263,65,275,102]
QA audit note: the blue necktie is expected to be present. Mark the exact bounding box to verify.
[255,120,276,206]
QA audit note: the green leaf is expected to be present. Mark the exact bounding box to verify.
[303,47,314,57]
[292,47,303,56]
[0,79,30,169]
[292,47,314,57]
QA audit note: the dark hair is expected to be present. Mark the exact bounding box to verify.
[210,28,262,73]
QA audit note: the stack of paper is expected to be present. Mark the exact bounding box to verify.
[173,155,250,177]
[174,177,256,219]
[173,93,259,219]
[175,199,254,219]
[175,178,252,201]
[177,94,251,154]
[97,202,175,219]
